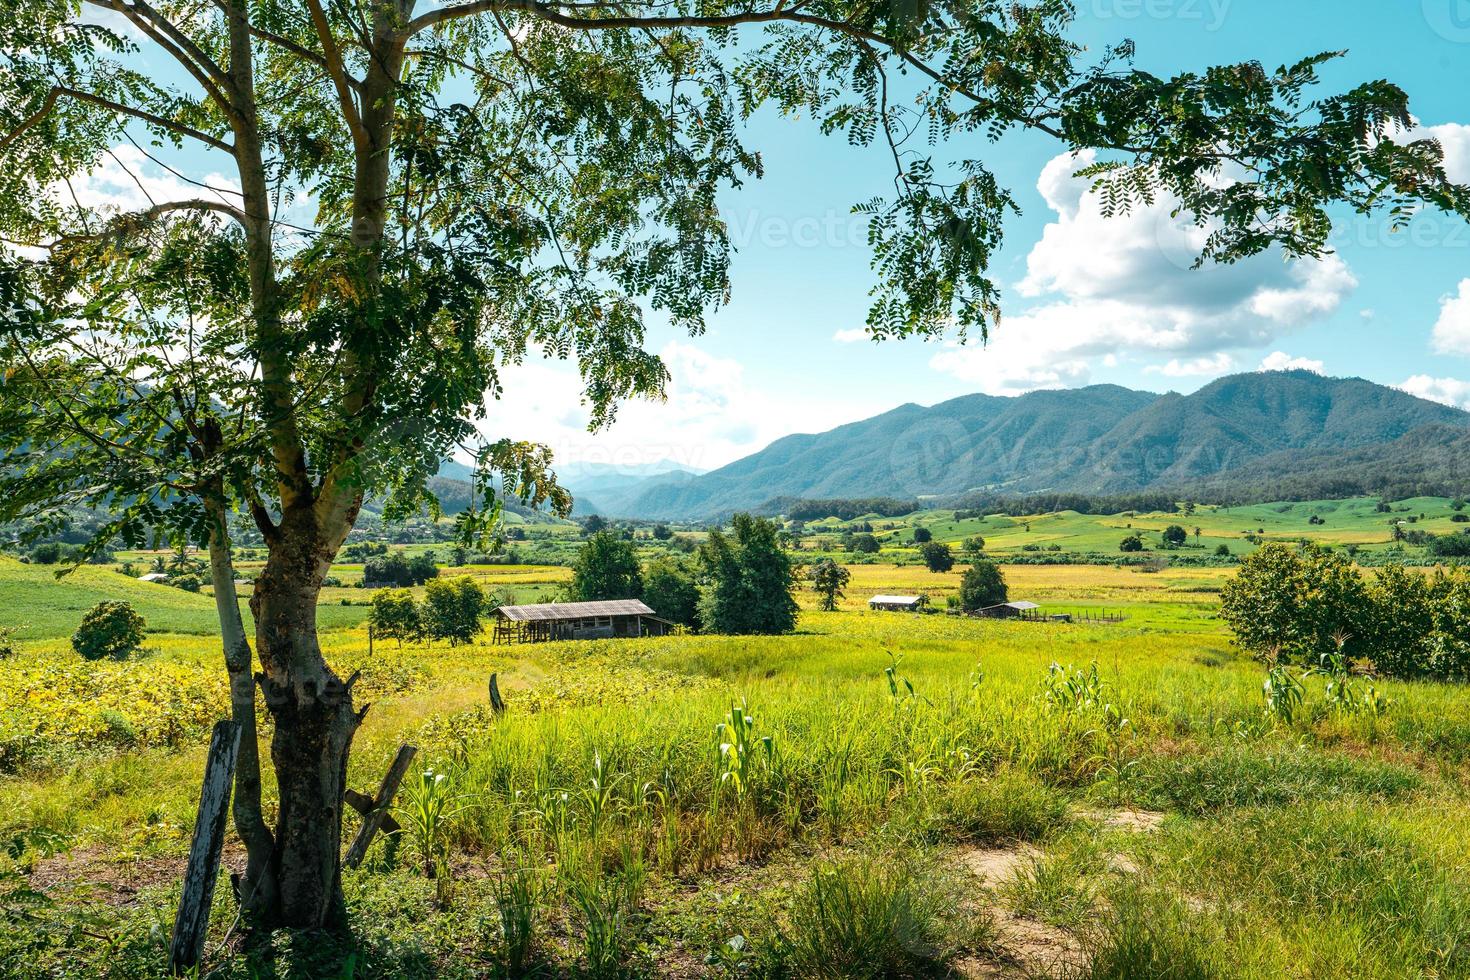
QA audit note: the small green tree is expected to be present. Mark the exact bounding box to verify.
[1220,543,1373,664]
[422,577,487,647]
[1162,525,1188,547]
[1214,544,1232,557]
[642,557,701,629]
[962,536,986,559]
[919,541,955,573]
[1119,535,1145,553]
[850,533,880,554]
[699,514,798,635]
[959,560,1007,613]
[652,524,674,541]
[581,515,609,537]
[810,559,851,612]
[72,601,146,661]
[571,532,644,601]
[912,527,932,544]
[370,589,422,648]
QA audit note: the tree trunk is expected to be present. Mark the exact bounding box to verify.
[204,498,277,921]
[250,504,364,930]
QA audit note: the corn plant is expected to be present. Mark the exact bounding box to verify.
[1042,661,1107,713]
[715,702,774,809]
[1310,635,1391,718]
[399,768,469,880]
[582,750,625,840]
[1261,653,1306,726]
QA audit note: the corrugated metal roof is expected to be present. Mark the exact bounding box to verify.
[869,595,922,605]
[495,599,656,622]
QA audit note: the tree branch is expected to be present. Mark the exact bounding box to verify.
[303,0,369,151]
[0,87,234,156]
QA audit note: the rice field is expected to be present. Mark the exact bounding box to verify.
[3,559,1470,978]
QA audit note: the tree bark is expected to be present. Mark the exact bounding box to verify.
[204,496,277,921]
[250,502,364,930]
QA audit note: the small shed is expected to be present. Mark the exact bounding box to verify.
[869,595,924,612]
[490,599,672,644]
[977,600,1042,620]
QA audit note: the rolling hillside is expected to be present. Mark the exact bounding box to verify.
[622,371,1470,518]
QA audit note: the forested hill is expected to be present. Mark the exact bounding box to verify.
[621,371,1470,518]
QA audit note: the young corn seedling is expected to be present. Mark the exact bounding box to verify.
[1261,650,1306,726]
[715,702,774,810]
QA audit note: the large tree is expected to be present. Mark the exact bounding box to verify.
[2,0,1466,933]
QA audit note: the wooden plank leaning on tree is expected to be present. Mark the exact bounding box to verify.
[168,719,242,975]
[343,744,417,870]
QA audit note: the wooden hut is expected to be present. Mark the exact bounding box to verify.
[976,600,1042,621]
[490,599,672,644]
[869,594,924,612]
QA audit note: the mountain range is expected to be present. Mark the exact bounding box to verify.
[612,371,1470,518]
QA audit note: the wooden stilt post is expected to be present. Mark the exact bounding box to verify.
[169,719,241,975]
[344,744,418,869]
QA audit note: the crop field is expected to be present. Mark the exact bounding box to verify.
[808,495,1469,561]
[4,560,1470,978]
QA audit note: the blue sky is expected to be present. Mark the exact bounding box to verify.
[74,2,1470,471]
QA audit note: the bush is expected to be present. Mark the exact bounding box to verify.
[0,627,14,660]
[1214,544,1231,557]
[911,527,932,543]
[849,533,880,554]
[172,574,202,592]
[72,601,146,661]
[1220,543,1373,665]
[1119,534,1144,553]
[1162,525,1188,546]
[782,855,943,978]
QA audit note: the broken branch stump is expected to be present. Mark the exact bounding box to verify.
[168,719,241,975]
[344,744,417,869]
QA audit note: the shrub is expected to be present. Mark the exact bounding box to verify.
[1119,534,1144,553]
[1162,524,1188,546]
[958,559,1007,612]
[1214,544,1231,557]
[912,527,932,543]
[171,574,201,592]
[849,532,880,554]
[782,855,943,978]
[72,601,146,661]
[0,627,14,660]
[651,524,674,540]
[1219,543,1373,665]
[918,541,954,573]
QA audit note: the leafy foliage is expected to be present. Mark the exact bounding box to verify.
[918,541,953,573]
[810,559,850,612]
[70,601,144,661]
[958,559,1006,612]
[699,514,798,634]
[570,532,643,602]
[421,577,488,646]
[370,588,422,648]
[641,556,701,628]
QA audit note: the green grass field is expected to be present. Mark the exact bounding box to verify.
[805,494,1468,561]
[5,551,1470,978]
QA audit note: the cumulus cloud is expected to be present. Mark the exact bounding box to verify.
[58,143,240,215]
[1431,279,1470,356]
[1258,351,1325,374]
[1399,375,1470,411]
[481,340,870,469]
[1407,121,1470,185]
[1144,353,1236,378]
[832,327,869,343]
[930,149,1356,394]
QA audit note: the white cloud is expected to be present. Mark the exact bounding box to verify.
[1431,279,1470,356]
[1258,351,1325,374]
[57,144,239,216]
[480,340,870,470]
[1399,375,1470,411]
[832,327,868,343]
[1408,121,1470,185]
[932,149,1356,395]
[1145,353,1236,378]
